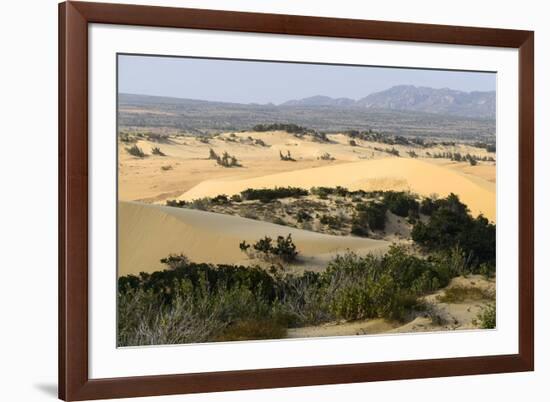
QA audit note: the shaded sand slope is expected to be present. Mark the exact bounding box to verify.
[118,201,390,276]
[180,158,495,221]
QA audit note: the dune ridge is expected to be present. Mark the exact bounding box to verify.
[179,158,495,221]
[118,201,390,277]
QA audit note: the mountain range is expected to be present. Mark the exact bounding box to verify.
[119,85,496,139]
[280,85,495,119]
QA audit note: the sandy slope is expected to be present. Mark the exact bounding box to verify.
[179,158,495,221]
[118,201,390,276]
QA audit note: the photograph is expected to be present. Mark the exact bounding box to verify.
[116,55,497,347]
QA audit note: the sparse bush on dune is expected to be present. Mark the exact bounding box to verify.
[254,138,268,147]
[318,152,335,161]
[160,165,172,171]
[279,150,296,161]
[215,151,241,167]
[208,148,218,160]
[126,144,147,158]
[151,146,166,156]
[240,234,298,264]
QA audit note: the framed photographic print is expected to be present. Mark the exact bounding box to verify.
[59,1,534,400]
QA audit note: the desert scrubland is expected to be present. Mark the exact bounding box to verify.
[117,124,496,346]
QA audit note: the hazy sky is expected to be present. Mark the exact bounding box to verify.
[118,54,496,104]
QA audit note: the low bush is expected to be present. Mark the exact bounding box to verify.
[318,152,335,161]
[383,191,419,217]
[319,214,342,229]
[240,234,298,263]
[126,144,146,158]
[215,151,241,167]
[476,303,496,329]
[240,187,308,202]
[296,209,313,223]
[279,150,295,161]
[151,146,166,156]
[354,201,387,232]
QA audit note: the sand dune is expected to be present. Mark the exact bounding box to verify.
[179,158,495,221]
[118,201,390,276]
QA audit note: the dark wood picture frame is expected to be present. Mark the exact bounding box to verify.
[59,1,534,400]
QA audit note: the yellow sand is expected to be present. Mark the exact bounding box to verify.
[179,158,495,221]
[118,201,390,276]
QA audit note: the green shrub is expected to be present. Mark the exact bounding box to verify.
[151,146,166,156]
[383,191,419,217]
[126,144,146,158]
[279,150,295,161]
[240,187,308,202]
[215,151,241,167]
[208,148,218,160]
[354,201,387,232]
[476,303,496,329]
[411,193,495,265]
[240,234,298,263]
[230,194,242,203]
[318,152,334,161]
[320,214,342,229]
[296,209,312,223]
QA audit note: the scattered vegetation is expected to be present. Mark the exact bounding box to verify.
[374,147,400,156]
[118,242,483,346]
[430,151,494,163]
